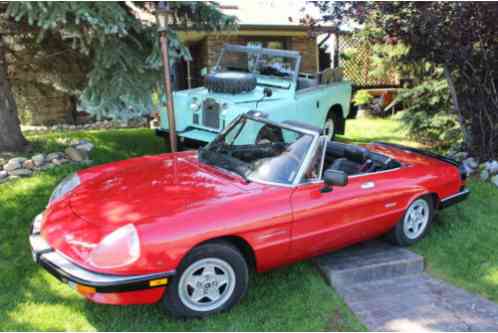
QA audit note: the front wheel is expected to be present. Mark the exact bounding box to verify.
[388,196,434,246]
[162,242,249,318]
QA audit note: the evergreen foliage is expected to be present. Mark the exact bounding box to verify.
[3,2,236,119]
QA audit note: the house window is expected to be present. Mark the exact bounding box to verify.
[246,38,288,50]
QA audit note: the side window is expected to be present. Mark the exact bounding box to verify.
[303,137,327,182]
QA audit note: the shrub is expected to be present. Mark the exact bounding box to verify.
[395,78,462,150]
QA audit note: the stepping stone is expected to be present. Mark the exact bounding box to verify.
[313,240,424,288]
[313,240,498,331]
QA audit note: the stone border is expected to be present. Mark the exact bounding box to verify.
[0,140,94,184]
[21,118,150,134]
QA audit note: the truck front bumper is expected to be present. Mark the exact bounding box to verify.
[30,214,175,304]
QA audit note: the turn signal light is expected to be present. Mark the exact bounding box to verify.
[149,278,168,287]
[76,284,96,295]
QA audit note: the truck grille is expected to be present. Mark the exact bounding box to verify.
[202,98,220,129]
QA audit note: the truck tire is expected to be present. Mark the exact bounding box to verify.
[205,72,257,94]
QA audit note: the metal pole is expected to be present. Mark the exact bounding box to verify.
[186,59,192,89]
[158,4,177,152]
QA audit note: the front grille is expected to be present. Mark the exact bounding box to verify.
[202,98,220,129]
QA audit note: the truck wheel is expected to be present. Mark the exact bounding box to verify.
[324,116,336,141]
[161,242,249,318]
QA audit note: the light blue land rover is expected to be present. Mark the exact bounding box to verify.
[158,44,352,144]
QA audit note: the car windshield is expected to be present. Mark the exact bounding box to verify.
[216,46,298,86]
[199,116,314,185]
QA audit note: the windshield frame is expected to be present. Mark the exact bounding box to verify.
[214,44,302,85]
[201,114,320,187]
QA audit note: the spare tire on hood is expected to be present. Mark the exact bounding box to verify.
[205,71,257,94]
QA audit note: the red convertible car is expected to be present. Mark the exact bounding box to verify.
[30,114,469,317]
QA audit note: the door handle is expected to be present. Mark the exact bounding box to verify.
[361,181,375,189]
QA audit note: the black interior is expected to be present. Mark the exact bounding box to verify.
[323,141,400,176]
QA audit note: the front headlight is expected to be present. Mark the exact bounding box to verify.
[88,224,141,269]
[48,173,80,205]
[190,97,201,112]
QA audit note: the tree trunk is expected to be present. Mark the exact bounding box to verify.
[0,35,29,152]
[443,65,472,150]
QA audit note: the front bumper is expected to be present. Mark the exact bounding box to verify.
[30,215,175,295]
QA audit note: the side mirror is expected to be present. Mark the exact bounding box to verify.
[321,169,348,193]
[200,67,208,77]
[263,87,273,97]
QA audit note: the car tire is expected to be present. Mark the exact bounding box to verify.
[388,196,434,246]
[324,115,336,141]
[162,242,249,318]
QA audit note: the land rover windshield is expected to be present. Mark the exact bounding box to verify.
[215,45,300,87]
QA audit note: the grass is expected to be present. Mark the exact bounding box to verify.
[412,180,498,302]
[2,117,498,331]
[0,128,363,331]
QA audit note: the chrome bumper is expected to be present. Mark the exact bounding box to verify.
[440,188,470,209]
[30,214,175,293]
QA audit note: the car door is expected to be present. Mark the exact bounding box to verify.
[289,169,404,261]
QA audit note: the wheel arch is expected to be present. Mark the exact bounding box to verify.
[403,190,441,211]
[186,235,257,270]
[326,104,346,135]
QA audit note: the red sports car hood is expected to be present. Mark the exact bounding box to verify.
[69,152,247,227]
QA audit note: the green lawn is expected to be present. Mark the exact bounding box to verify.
[0,128,363,331]
[1,117,497,331]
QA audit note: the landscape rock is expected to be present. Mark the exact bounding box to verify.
[480,169,490,181]
[485,160,498,175]
[75,141,94,152]
[492,175,498,188]
[9,157,27,165]
[3,160,22,172]
[9,168,33,177]
[32,154,45,167]
[46,152,63,161]
[461,163,474,177]
[452,151,469,162]
[52,158,69,166]
[463,157,478,170]
[0,170,8,179]
[65,147,88,162]
[22,160,35,170]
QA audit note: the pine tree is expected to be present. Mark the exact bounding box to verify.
[0,2,235,152]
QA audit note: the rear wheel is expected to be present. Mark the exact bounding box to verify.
[388,196,434,246]
[324,117,336,141]
[162,242,249,318]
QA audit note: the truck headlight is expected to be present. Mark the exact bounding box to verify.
[88,224,141,269]
[48,173,80,205]
[190,97,201,112]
